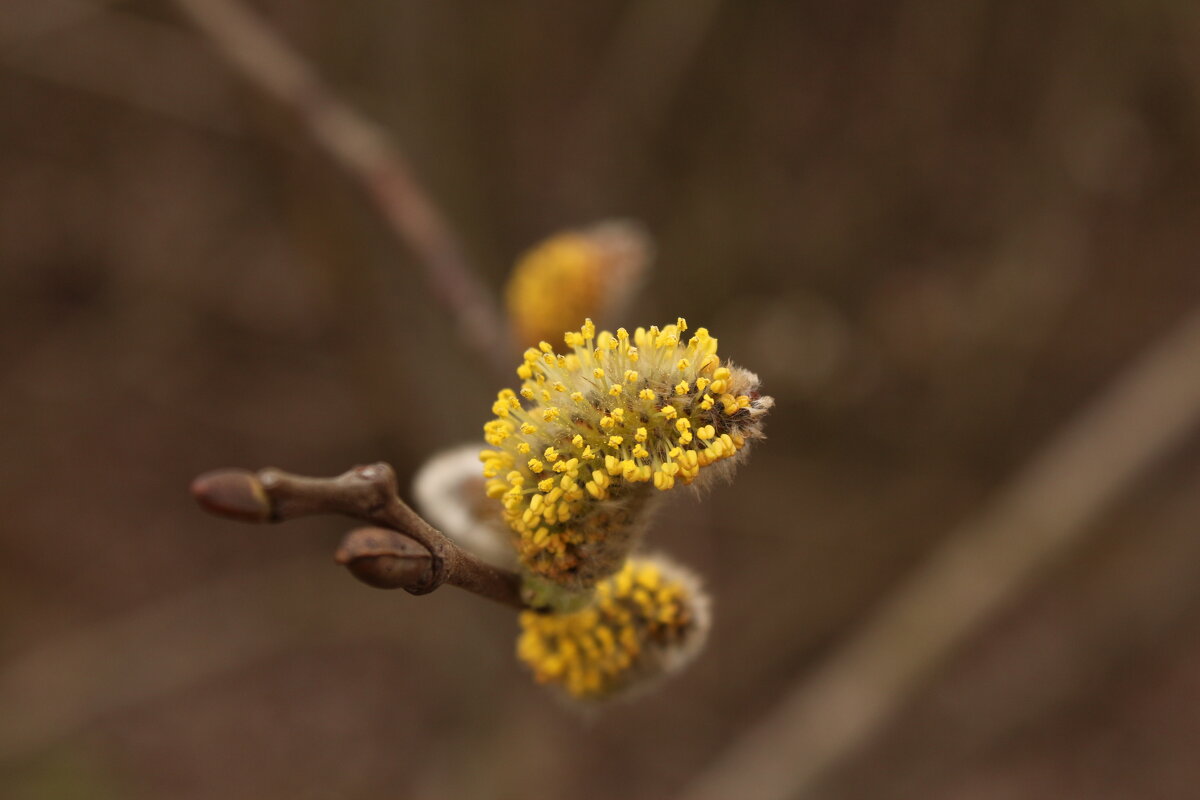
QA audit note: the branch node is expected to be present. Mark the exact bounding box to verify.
[191,462,531,609]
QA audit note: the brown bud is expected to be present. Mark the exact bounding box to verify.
[190,469,272,522]
[336,527,436,594]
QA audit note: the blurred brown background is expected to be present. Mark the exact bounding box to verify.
[4,1,1200,798]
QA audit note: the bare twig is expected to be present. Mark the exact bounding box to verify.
[169,0,511,373]
[680,305,1200,800]
[191,462,529,610]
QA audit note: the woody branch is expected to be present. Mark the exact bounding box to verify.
[190,462,530,610]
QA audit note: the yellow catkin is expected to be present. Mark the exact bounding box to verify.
[505,222,653,347]
[516,557,710,700]
[481,318,773,589]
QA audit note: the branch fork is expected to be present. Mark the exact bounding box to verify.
[190,463,530,610]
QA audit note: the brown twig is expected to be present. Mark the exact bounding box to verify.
[190,462,529,610]
[169,0,511,374]
[679,304,1200,800]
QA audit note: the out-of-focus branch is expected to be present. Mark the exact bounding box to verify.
[170,0,511,373]
[680,305,1200,800]
[191,462,529,610]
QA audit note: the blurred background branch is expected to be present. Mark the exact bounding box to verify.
[170,0,511,374]
[682,304,1200,800]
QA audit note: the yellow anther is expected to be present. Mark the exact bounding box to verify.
[543,407,561,422]
[608,435,624,447]
[624,369,639,383]
[544,447,560,462]
[528,459,545,474]
[635,427,648,442]
[674,380,690,395]
[661,405,678,420]
[538,477,555,492]
[639,388,656,401]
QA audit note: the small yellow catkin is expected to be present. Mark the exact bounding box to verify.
[481,318,773,590]
[504,222,651,347]
[516,556,711,700]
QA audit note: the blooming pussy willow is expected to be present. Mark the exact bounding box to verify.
[504,222,650,347]
[516,557,710,700]
[480,318,772,590]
